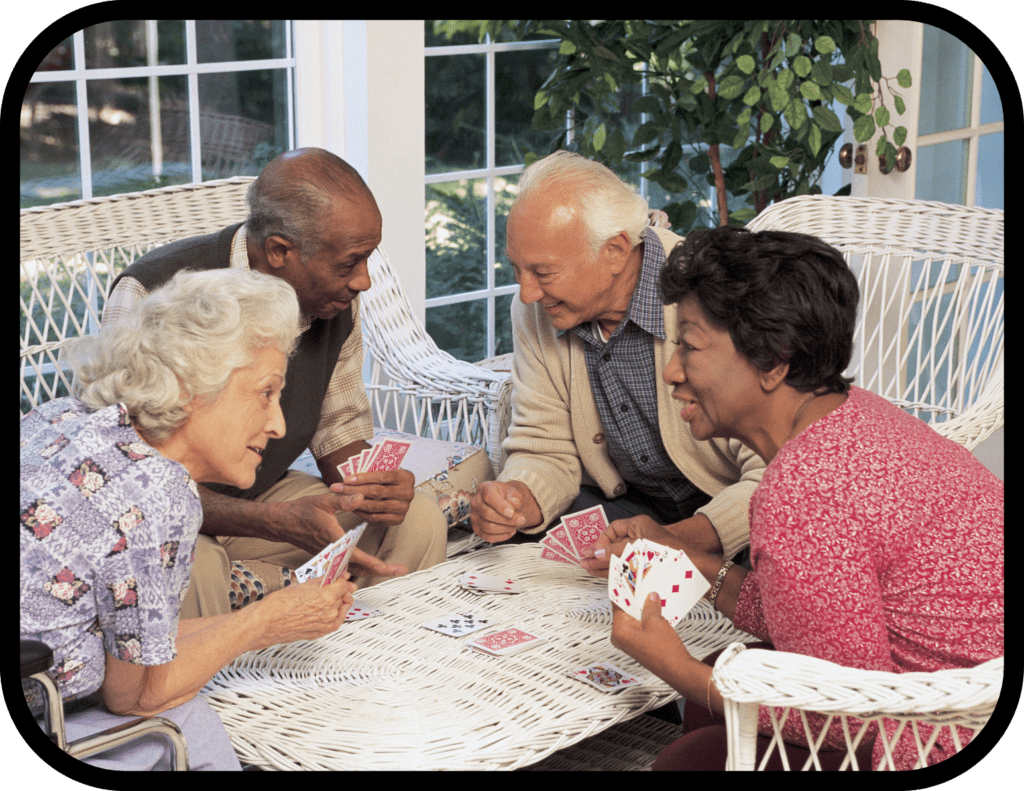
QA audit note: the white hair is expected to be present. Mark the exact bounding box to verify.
[70,268,301,441]
[516,150,650,256]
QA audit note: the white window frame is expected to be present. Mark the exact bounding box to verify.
[424,34,561,360]
[24,19,297,200]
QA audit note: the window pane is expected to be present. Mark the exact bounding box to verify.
[32,36,75,72]
[979,63,1002,125]
[426,179,487,298]
[82,21,186,68]
[495,293,515,357]
[915,139,968,204]
[197,70,288,178]
[494,48,563,166]
[426,300,488,363]
[918,25,973,136]
[425,20,481,47]
[20,81,80,207]
[86,76,194,197]
[426,54,484,173]
[975,131,1004,209]
[196,20,287,63]
[493,174,519,288]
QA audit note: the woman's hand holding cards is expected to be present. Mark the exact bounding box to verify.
[579,515,675,577]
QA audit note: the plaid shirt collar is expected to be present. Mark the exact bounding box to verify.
[560,227,666,342]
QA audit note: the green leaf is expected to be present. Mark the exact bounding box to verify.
[770,155,790,169]
[559,40,577,55]
[735,54,755,75]
[897,68,912,88]
[593,122,607,151]
[770,84,790,112]
[894,126,907,146]
[534,90,548,111]
[777,68,795,91]
[832,83,855,106]
[811,105,843,132]
[742,85,762,106]
[814,35,836,54]
[633,121,660,147]
[785,33,802,57]
[853,93,873,115]
[784,98,808,129]
[718,74,747,99]
[800,81,822,101]
[760,112,775,134]
[793,55,812,78]
[808,123,822,156]
[874,106,890,127]
[894,95,906,115]
[733,125,751,149]
[853,115,876,142]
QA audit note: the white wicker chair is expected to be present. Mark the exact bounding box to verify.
[711,642,1004,771]
[20,177,511,472]
[745,195,1003,451]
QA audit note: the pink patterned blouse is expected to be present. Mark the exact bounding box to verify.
[733,386,1004,770]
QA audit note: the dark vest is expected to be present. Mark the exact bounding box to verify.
[109,223,354,499]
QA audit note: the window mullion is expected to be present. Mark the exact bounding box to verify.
[184,20,202,182]
[72,31,93,199]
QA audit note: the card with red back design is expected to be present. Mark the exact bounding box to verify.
[467,626,546,656]
[559,504,608,558]
[336,439,412,479]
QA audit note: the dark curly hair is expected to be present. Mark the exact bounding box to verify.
[660,225,859,395]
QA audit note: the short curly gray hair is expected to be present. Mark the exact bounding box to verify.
[516,150,650,257]
[70,268,301,441]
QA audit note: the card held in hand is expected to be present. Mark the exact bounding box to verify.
[607,539,710,626]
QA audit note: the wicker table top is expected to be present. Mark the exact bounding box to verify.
[202,543,755,770]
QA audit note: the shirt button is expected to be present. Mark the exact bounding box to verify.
[640,455,648,463]
[620,403,629,412]
[593,433,605,444]
[602,352,611,362]
[613,483,626,495]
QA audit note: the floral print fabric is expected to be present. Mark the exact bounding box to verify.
[733,386,1004,769]
[21,398,201,703]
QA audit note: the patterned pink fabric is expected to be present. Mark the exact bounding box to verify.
[733,387,1003,770]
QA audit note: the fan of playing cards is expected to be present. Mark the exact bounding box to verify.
[539,504,609,565]
[336,438,412,478]
[608,539,710,627]
[294,522,367,586]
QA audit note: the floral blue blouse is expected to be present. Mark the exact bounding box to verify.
[20,398,201,704]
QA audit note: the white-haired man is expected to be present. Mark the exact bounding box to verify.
[470,151,764,568]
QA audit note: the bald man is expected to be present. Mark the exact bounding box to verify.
[470,151,764,568]
[104,148,447,616]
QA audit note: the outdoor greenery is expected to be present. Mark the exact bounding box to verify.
[457,20,912,232]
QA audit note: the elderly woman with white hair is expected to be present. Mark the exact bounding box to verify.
[20,269,378,771]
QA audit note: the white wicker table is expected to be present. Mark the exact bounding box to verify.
[201,543,756,770]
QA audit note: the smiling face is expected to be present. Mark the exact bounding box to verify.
[662,296,769,444]
[174,344,288,489]
[505,187,633,332]
[278,193,381,320]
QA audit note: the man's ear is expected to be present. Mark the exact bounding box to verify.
[759,361,789,392]
[601,230,634,275]
[265,235,297,270]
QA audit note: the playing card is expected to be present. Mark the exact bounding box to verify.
[344,598,384,621]
[467,627,545,656]
[559,505,608,558]
[421,611,492,637]
[459,572,523,594]
[608,540,709,625]
[320,522,368,586]
[364,438,412,473]
[545,522,580,561]
[337,458,356,478]
[539,537,577,564]
[568,662,644,692]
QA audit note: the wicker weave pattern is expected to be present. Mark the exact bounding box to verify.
[746,195,1003,450]
[712,642,1003,771]
[201,544,755,770]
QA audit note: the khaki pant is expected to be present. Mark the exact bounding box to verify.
[180,470,448,618]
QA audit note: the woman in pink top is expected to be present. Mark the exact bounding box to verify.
[594,225,1003,771]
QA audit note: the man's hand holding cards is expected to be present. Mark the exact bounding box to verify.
[336,438,412,478]
[608,539,710,626]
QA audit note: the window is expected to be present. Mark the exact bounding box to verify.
[423,22,563,363]
[20,20,295,208]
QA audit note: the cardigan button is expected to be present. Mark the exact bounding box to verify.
[592,433,605,444]
[613,483,626,496]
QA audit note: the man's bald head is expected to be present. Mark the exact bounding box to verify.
[247,147,377,264]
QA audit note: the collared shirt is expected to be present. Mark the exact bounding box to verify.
[566,227,704,512]
[102,225,372,460]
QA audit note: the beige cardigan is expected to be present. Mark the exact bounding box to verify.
[499,227,763,559]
